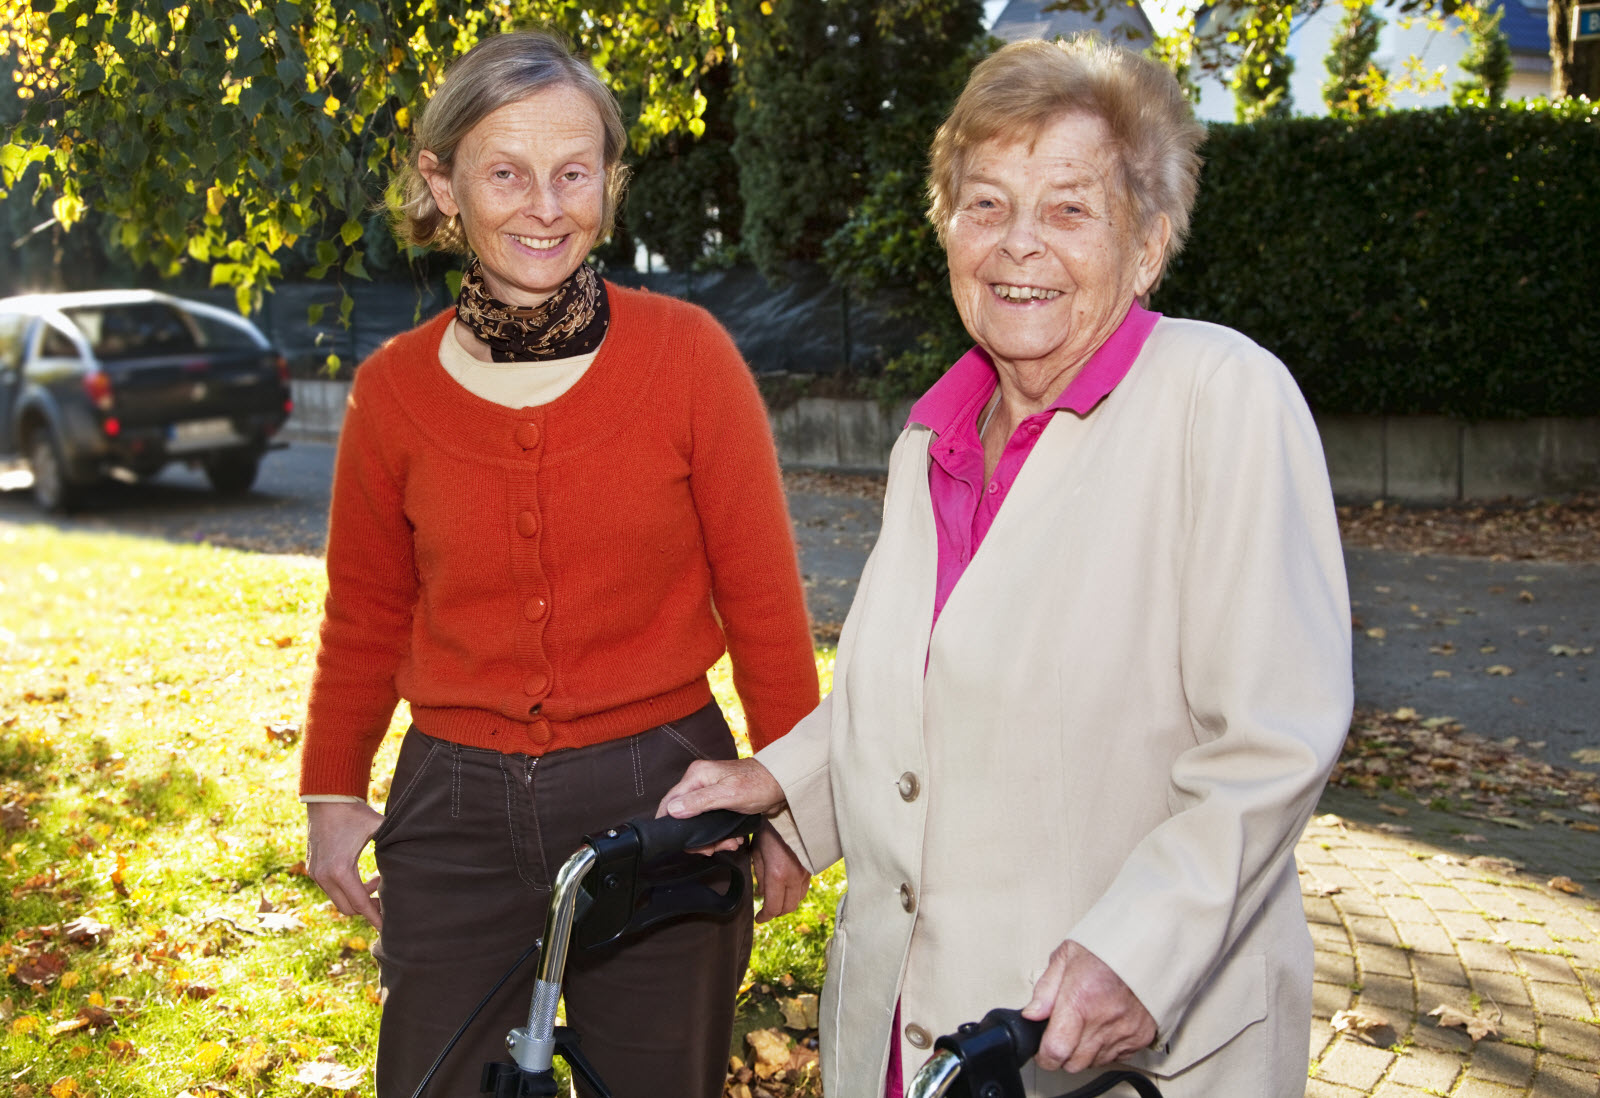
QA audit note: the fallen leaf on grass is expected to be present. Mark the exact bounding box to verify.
[1570,821,1599,833]
[1429,1003,1499,1042]
[1547,876,1585,895]
[778,993,819,1030]
[258,911,305,934]
[1572,749,1600,765]
[12,951,67,988]
[1484,665,1515,676]
[294,1062,364,1089]
[1331,1009,1394,1044]
[264,721,300,745]
[60,915,112,946]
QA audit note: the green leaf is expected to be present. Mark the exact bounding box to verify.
[315,239,338,266]
[307,303,325,326]
[343,251,369,280]
[339,219,363,246]
[79,62,104,93]
[445,269,463,299]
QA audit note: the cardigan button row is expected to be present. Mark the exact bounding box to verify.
[524,596,548,621]
[517,510,539,537]
[514,422,542,450]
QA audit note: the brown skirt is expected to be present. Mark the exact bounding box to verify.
[371,702,753,1098]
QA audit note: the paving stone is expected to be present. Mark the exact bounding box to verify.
[1360,943,1418,978]
[1396,923,1457,955]
[1541,1050,1600,1074]
[1318,951,1358,986]
[1451,1076,1524,1097]
[1314,922,1356,951]
[1338,893,1391,919]
[1317,1039,1397,1090]
[1518,951,1582,984]
[1386,1046,1466,1092]
[1467,1041,1537,1086]
[1414,952,1471,987]
[1357,974,1416,1014]
[1458,940,1522,974]
[1540,1015,1600,1059]
[1414,884,1483,913]
[1391,861,1449,886]
[1310,1016,1336,1062]
[1349,915,1405,948]
[1316,980,1357,1018]
[1412,1019,1476,1054]
[1438,911,1501,939]
[1355,871,1416,897]
[1305,1078,1367,1098]
[1384,897,1441,924]
[1530,1062,1600,1097]
[1500,922,1559,952]
[1493,1005,1539,1043]
[1476,892,1535,921]
[1371,1084,1441,1098]
[1531,979,1599,1019]
[1305,896,1345,925]
[1471,970,1533,1006]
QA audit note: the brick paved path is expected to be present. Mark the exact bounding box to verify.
[1298,810,1600,1097]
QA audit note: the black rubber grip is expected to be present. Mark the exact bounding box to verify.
[630,810,761,863]
[984,1008,1047,1065]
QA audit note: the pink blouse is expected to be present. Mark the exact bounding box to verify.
[883,301,1158,1095]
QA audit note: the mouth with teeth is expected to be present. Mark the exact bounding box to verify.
[990,283,1062,302]
[510,232,567,251]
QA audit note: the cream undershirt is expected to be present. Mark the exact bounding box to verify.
[301,321,601,807]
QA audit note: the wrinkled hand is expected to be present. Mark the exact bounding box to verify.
[751,823,809,923]
[1023,940,1157,1074]
[306,801,385,929]
[657,758,788,854]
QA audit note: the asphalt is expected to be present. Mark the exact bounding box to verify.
[1,440,1596,1094]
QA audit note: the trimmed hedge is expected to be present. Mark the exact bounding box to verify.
[1157,102,1600,419]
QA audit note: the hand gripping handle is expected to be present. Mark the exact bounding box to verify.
[628,809,763,862]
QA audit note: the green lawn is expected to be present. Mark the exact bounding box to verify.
[0,523,837,1098]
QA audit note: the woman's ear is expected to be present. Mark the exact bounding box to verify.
[417,150,459,219]
[1132,213,1171,299]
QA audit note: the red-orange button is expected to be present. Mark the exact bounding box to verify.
[515,422,541,449]
[524,672,549,696]
[516,510,539,537]
[530,720,553,746]
[524,596,548,621]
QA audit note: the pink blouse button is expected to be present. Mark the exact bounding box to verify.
[986,482,1000,494]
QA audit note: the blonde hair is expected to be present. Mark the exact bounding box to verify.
[390,31,630,252]
[927,36,1205,277]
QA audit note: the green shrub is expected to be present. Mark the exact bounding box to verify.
[1159,101,1600,419]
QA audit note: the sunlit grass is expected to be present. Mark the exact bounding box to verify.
[0,524,838,1097]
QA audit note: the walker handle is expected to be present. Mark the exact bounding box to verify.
[630,809,762,862]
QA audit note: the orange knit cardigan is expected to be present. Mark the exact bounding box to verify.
[300,284,819,797]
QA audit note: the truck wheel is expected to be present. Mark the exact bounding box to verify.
[28,429,83,513]
[204,451,261,496]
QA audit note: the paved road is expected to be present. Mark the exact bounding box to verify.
[2,440,1596,772]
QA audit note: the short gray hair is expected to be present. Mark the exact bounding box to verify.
[928,36,1205,280]
[390,31,630,252]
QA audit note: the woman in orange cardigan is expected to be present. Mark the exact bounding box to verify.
[299,31,819,1098]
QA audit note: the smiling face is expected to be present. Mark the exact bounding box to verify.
[946,112,1169,401]
[420,83,607,307]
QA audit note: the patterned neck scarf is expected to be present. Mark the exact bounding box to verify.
[454,257,610,363]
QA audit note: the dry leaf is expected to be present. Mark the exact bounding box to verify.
[1571,748,1600,765]
[294,1061,364,1089]
[1547,876,1584,895]
[1365,627,1387,640]
[745,1028,793,1079]
[1304,882,1342,897]
[1517,590,1534,603]
[264,721,300,745]
[258,911,305,934]
[1331,1009,1394,1044]
[1429,1003,1499,1042]
[12,951,68,988]
[778,993,819,1030]
[1378,803,1409,817]
[1485,665,1514,676]
[61,915,112,946]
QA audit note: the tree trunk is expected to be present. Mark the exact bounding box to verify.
[1550,0,1600,98]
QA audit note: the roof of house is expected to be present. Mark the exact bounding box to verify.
[991,0,1157,48]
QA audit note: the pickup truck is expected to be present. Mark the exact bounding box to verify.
[0,289,292,511]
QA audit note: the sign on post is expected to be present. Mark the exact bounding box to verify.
[1576,4,1600,40]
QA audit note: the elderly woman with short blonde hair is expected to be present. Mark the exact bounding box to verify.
[300,30,819,1098]
[664,36,1352,1098]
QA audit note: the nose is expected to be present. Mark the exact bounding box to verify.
[997,209,1045,264]
[521,181,562,223]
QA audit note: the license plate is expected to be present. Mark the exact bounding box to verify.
[167,417,241,452]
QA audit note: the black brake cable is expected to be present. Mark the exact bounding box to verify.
[407,939,542,1098]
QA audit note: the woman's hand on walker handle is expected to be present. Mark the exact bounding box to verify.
[1023,940,1157,1074]
[657,758,788,849]
[306,801,386,930]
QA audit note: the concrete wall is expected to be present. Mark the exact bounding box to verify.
[289,380,1600,500]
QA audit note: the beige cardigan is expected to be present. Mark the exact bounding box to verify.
[759,318,1353,1098]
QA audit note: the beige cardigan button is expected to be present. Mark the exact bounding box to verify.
[899,883,916,912]
[904,1023,932,1049]
[897,772,920,801]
